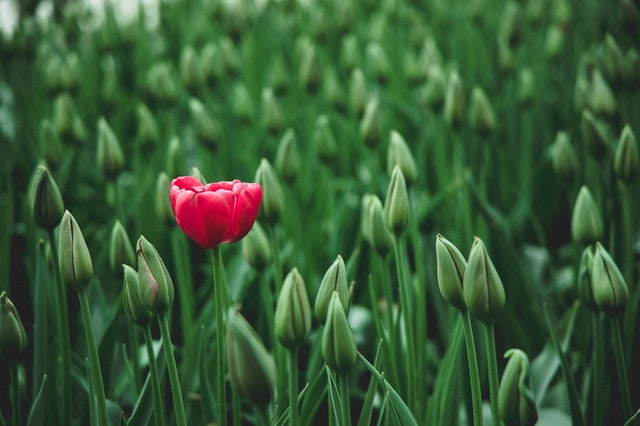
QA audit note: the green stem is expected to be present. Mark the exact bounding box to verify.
[171,229,195,345]
[611,317,632,420]
[143,327,166,426]
[592,315,604,426]
[268,225,287,415]
[339,374,351,426]
[78,289,110,426]
[254,405,269,426]
[269,225,283,293]
[232,387,241,426]
[126,320,141,393]
[288,349,299,426]
[48,230,71,426]
[212,246,228,426]
[484,325,501,426]
[11,364,21,426]
[462,311,484,426]
[158,314,187,426]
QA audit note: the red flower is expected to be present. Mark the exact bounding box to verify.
[170,176,263,249]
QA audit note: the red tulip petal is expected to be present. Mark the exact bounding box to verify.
[227,183,262,243]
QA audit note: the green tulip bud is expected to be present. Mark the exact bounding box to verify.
[232,82,254,122]
[435,234,467,311]
[349,68,367,118]
[497,38,516,74]
[275,129,300,183]
[135,103,160,151]
[40,119,63,168]
[517,68,535,105]
[97,118,124,180]
[299,41,321,92]
[577,245,598,312]
[588,69,616,116]
[544,24,565,59]
[360,194,375,245]
[241,221,271,269]
[226,308,276,406]
[155,172,175,227]
[366,41,390,83]
[261,87,284,135]
[53,94,86,144]
[110,220,136,275]
[499,349,538,426]
[30,165,64,232]
[313,115,338,163]
[315,255,350,323]
[220,37,241,76]
[614,125,639,182]
[574,76,589,113]
[145,62,178,104]
[603,33,628,83]
[189,98,222,151]
[469,86,497,136]
[322,292,357,373]
[360,96,382,148]
[122,265,152,327]
[417,38,443,79]
[255,158,284,223]
[267,56,289,94]
[58,210,93,291]
[444,71,466,129]
[275,268,312,350]
[190,167,207,184]
[340,35,360,72]
[166,136,186,179]
[367,195,395,256]
[180,46,204,93]
[550,131,578,178]
[137,236,174,315]
[463,237,505,324]
[0,291,27,360]
[553,0,572,25]
[592,243,629,316]
[201,42,225,84]
[422,66,447,109]
[387,130,417,186]
[384,165,410,235]
[580,109,610,159]
[571,186,603,245]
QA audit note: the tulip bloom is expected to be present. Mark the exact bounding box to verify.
[170,176,262,249]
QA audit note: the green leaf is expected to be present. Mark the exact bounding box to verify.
[26,375,48,426]
[325,366,342,425]
[197,325,216,423]
[127,349,166,426]
[357,340,384,426]
[299,362,328,426]
[624,409,640,426]
[32,242,49,400]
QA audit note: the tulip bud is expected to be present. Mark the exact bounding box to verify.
[261,87,284,135]
[122,265,152,327]
[592,243,629,316]
[580,109,609,159]
[544,24,565,59]
[275,129,300,183]
[267,56,289,94]
[53,94,86,144]
[254,158,284,223]
[145,62,178,104]
[226,308,276,406]
[189,98,222,151]
[155,172,175,227]
[463,237,505,324]
[241,221,271,269]
[40,119,63,168]
[614,125,639,182]
[498,1,522,48]
[571,186,603,245]
[299,41,321,92]
[30,165,64,232]
[110,220,136,274]
[340,35,360,72]
[137,236,174,315]
[517,68,535,105]
[135,103,160,151]
[360,194,375,244]
[499,349,538,426]
[97,118,124,180]
[435,234,467,311]
[58,210,93,291]
[603,33,628,83]
[313,115,338,163]
[497,38,516,74]
[190,167,207,184]
[315,255,350,323]
[469,86,497,136]
[322,292,357,373]
[384,166,410,235]
[201,42,225,84]
[367,195,395,256]
[577,245,598,312]
[180,46,204,93]
[550,131,578,178]
[387,130,417,186]
[166,136,186,179]
[422,66,447,109]
[232,82,254,122]
[349,68,367,118]
[588,69,616,116]
[275,268,312,350]
[360,96,382,148]
[443,71,466,129]
[0,292,27,360]
[220,37,241,76]
[366,41,390,83]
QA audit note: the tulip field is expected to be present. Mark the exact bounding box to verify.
[1,0,640,425]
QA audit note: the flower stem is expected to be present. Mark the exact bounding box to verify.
[268,225,287,415]
[592,315,604,426]
[212,246,228,426]
[158,314,187,426]
[611,316,632,420]
[339,373,351,426]
[143,326,166,426]
[462,310,483,426]
[78,289,109,426]
[11,364,21,426]
[288,349,299,426]
[484,324,500,426]
[171,229,195,345]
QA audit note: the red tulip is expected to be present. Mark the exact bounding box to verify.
[170,176,263,249]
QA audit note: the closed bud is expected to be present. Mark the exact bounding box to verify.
[232,82,254,122]
[261,87,284,135]
[435,234,467,311]
[53,94,85,144]
[97,118,124,180]
[592,243,629,316]
[0,292,27,360]
[422,66,447,109]
[110,220,136,274]
[550,131,578,178]
[544,24,565,59]
[313,115,338,163]
[367,195,395,256]
[444,71,466,129]
[135,103,160,151]
[155,172,175,227]
[122,265,152,326]
[275,268,312,349]
[241,221,271,269]
[145,62,178,104]
[275,129,300,183]
[299,40,321,92]
[30,165,64,232]
[254,158,284,223]
[387,130,417,186]
[499,2,523,47]
[499,349,538,426]
[580,109,610,158]
[322,292,357,373]
[497,38,516,74]
[58,210,93,291]
[603,34,628,83]
[267,57,289,94]
[588,69,616,116]
[384,166,410,235]
[577,245,598,312]
[366,41,391,83]
[189,98,222,151]
[614,125,639,182]
[166,136,186,179]
[340,35,360,72]
[469,86,497,136]
[571,186,603,245]
[40,119,63,168]
[201,42,225,84]
[463,237,505,324]
[315,255,350,323]
[574,74,590,113]
[517,68,535,105]
[180,46,204,93]
[227,308,276,406]
[137,236,174,315]
[349,68,367,118]
[360,194,375,244]
[190,167,207,184]
[220,37,241,76]
[360,96,382,148]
